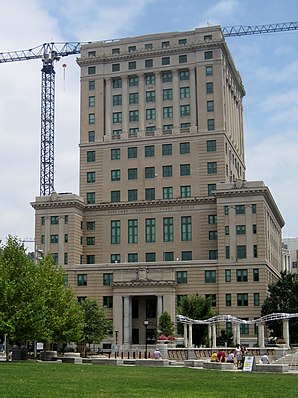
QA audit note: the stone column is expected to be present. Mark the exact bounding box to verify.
[138,73,145,134]
[172,69,180,133]
[122,76,128,134]
[189,67,197,129]
[258,323,265,348]
[155,71,162,134]
[212,323,217,348]
[123,296,131,347]
[157,296,163,333]
[283,319,290,347]
[184,324,188,347]
[105,78,112,135]
[189,323,193,348]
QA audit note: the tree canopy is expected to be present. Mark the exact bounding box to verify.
[158,311,175,337]
[261,271,298,343]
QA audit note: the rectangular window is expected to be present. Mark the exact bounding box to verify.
[163,106,173,118]
[86,255,95,264]
[50,234,58,244]
[51,216,59,225]
[180,87,190,99]
[112,48,120,54]
[103,296,113,308]
[163,165,173,177]
[77,274,87,286]
[205,270,216,283]
[207,140,216,152]
[207,100,214,112]
[254,293,260,306]
[128,253,138,262]
[162,143,172,155]
[208,184,216,196]
[128,46,136,53]
[180,105,190,117]
[163,88,173,100]
[103,273,113,286]
[207,162,217,174]
[112,78,122,89]
[225,269,231,282]
[177,271,187,284]
[89,80,95,90]
[129,128,139,136]
[86,192,95,204]
[112,63,120,72]
[226,294,232,307]
[226,246,230,259]
[207,119,215,131]
[236,225,246,235]
[179,39,187,45]
[111,190,120,202]
[129,110,139,122]
[111,254,120,263]
[146,252,156,262]
[88,66,96,75]
[237,245,247,259]
[145,145,155,157]
[236,269,248,282]
[162,41,170,48]
[145,218,156,243]
[128,61,136,70]
[145,188,155,200]
[208,215,217,224]
[164,252,174,261]
[253,269,259,282]
[146,91,156,102]
[163,124,173,131]
[209,231,217,240]
[111,220,120,244]
[180,142,190,154]
[162,72,172,83]
[128,168,137,180]
[89,96,95,107]
[145,166,155,179]
[204,50,213,60]
[179,70,189,80]
[206,65,213,76]
[145,59,153,68]
[128,219,138,243]
[162,56,170,65]
[88,113,95,124]
[180,185,191,197]
[129,92,139,104]
[209,250,218,260]
[253,224,257,234]
[181,216,192,241]
[236,205,245,214]
[252,204,257,213]
[113,95,122,106]
[163,217,174,242]
[206,82,213,94]
[128,147,137,158]
[111,148,120,160]
[88,131,95,142]
[128,189,138,201]
[113,112,122,123]
[87,221,95,230]
[240,321,249,335]
[146,108,156,120]
[163,187,173,199]
[180,164,190,176]
[181,251,192,261]
[145,74,155,85]
[111,169,120,181]
[237,294,248,306]
[179,54,187,63]
[86,237,95,245]
[253,245,258,258]
[224,206,229,215]
[64,234,68,244]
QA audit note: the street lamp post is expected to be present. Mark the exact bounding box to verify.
[144,320,149,359]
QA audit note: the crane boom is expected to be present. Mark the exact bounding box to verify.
[0,23,297,195]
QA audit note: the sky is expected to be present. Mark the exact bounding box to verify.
[0,0,298,251]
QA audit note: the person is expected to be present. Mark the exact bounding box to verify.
[234,344,242,369]
[216,350,226,363]
[153,347,162,359]
[210,352,217,362]
[260,354,269,364]
[226,351,234,363]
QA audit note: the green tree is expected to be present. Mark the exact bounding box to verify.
[158,311,175,337]
[261,271,298,343]
[177,294,215,347]
[78,298,112,355]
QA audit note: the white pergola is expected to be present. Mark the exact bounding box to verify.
[176,313,298,348]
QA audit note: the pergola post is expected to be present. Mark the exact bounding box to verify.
[236,323,241,345]
[184,323,188,347]
[208,323,212,348]
[258,323,265,348]
[283,319,290,347]
[212,322,217,348]
[189,323,193,347]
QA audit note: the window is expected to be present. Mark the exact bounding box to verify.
[207,100,214,112]
[145,188,155,200]
[145,218,156,242]
[180,164,190,176]
[87,221,95,230]
[87,192,95,204]
[206,82,213,94]
[129,110,139,122]
[179,70,189,80]
[226,294,232,307]
[253,245,258,258]
[88,131,95,142]
[111,254,120,263]
[180,87,190,99]
[50,234,58,244]
[253,224,257,234]
[145,145,155,157]
[163,217,174,242]
[89,96,95,107]
[146,252,156,262]
[128,61,136,70]
[163,165,173,177]
[181,216,192,241]
[177,271,187,284]
[208,215,217,224]
[41,216,45,225]
[204,35,212,42]
[225,246,230,259]
[86,237,95,245]
[253,292,260,307]
[162,56,170,65]
[89,80,95,90]
[208,184,216,196]
[205,270,216,283]
[128,253,138,262]
[128,189,138,202]
[128,147,137,158]
[180,105,190,117]
[181,251,192,260]
[111,220,120,244]
[145,59,153,68]
[179,38,187,45]
[86,255,95,264]
[162,143,172,155]
[112,129,121,137]
[162,72,172,83]
[146,126,156,133]
[51,216,59,225]
[113,95,122,106]
[207,119,215,131]
[205,294,216,307]
[207,162,217,174]
[128,168,137,180]
[237,294,248,306]
[112,63,120,72]
[77,274,87,286]
[206,65,213,76]
[146,90,156,102]
[224,206,229,215]
[164,252,174,261]
[103,273,113,286]
[146,108,156,120]
[128,219,138,243]
[252,204,257,213]
[180,142,190,154]
[225,269,231,282]
[179,54,187,63]
[209,231,217,240]
[129,76,139,86]
[180,185,191,197]
[88,114,95,124]
[163,106,173,118]
[145,166,155,179]
[204,51,213,60]
[112,48,120,54]
[162,41,170,48]
[128,45,136,53]
[236,269,248,282]
[163,124,173,131]
[64,215,68,224]
[111,191,120,202]
[129,92,139,104]
[145,74,155,85]
[87,151,95,162]
[237,245,247,259]
[86,171,95,183]
[163,88,173,100]
[111,169,120,181]
[88,66,96,75]
[163,187,173,199]
[207,140,216,152]
[103,296,113,308]
[236,205,245,214]
[111,148,120,160]
[236,225,246,235]
[112,78,122,89]
[253,269,259,282]
[113,112,122,123]
[209,250,218,260]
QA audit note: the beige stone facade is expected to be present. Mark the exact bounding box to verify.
[31,26,284,347]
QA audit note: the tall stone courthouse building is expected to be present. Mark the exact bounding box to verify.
[31,25,284,347]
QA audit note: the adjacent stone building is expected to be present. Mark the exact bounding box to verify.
[31,25,284,347]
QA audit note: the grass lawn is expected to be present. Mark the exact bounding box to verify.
[0,362,297,397]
